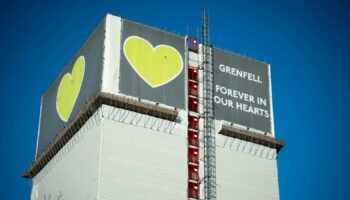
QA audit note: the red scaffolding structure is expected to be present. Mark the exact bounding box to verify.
[187,36,200,199]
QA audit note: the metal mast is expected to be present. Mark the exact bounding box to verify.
[202,9,216,200]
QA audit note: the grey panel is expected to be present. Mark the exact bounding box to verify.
[37,18,105,156]
[213,48,271,133]
[119,19,185,109]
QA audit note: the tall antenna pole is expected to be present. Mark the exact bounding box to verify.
[202,9,216,200]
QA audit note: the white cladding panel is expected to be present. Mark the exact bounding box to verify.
[99,116,187,200]
[216,141,280,200]
[31,112,102,200]
[30,107,280,200]
[102,14,121,94]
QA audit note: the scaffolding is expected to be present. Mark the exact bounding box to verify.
[186,27,200,199]
[22,92,178,179]
[202,9,217,200]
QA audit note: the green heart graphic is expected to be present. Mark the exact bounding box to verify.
[123,36,183,88]
[56,56,85,122]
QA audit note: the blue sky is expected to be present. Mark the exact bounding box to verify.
[1,0,350,199]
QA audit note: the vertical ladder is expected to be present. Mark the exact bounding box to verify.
[202,9,217,200]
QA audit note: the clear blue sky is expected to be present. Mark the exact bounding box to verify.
[1,0,349,199]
